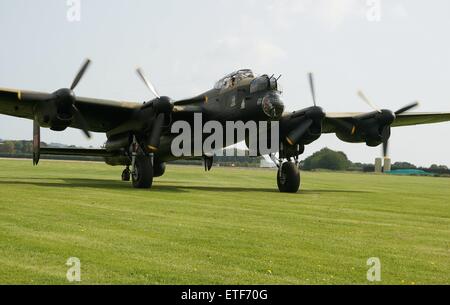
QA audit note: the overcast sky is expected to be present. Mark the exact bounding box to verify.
[1,0,449,166]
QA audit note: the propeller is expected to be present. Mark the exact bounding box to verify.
[46,59,92,138]
[357,90,381,113]
[286,73,325,145]
[27,59,92,165]
[356,91,420,157]
[395,101,419,115]
[136,68,160,99]
[33,118,40,166]
[70,59,91,138]
[136,67,173,152]
[308,72,317,107]
[381,125,390,157]
[72,104,91,138]
[71,59,91,91]
[381,101,419,157]
[24,59,93,139]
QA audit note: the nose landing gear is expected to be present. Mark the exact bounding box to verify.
[270,153,301,193]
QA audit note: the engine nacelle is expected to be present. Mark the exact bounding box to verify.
[298,123,322,145]
[34,88,78,131]
[335,121,388,147]
[35,102,71,131]
[105,134,131,152]
[104,155,131,166]
[334,109,395,147]
[282,107,323,146]
[279,142,305,159]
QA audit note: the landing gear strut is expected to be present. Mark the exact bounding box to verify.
[270,153,301,193]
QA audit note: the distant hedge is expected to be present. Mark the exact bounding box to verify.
[302,148,351,171]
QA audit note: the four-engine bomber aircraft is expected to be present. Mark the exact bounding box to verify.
[1,59,450,192]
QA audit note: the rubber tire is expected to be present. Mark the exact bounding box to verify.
[153,162,166,178]
[277,162,300,193]
[132,155,153,189]
[121,169,130,182]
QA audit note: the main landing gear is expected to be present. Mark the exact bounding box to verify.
[277,162,301,193]
[121,136,154,189]
[121,157,154,188]
[270,154,301,193]
[131,155,153,189]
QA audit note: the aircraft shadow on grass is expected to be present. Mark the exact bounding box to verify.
[0,177,371,194]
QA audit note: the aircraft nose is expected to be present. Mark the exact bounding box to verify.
[262,92,284,119]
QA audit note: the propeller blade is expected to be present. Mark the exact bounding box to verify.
[382,141,388,158]
[308,72,317,107]
[382,127,390,157]
[395,101,420,115]
[286,118,313,145]
[70,59,91,90]
[71,105,91,138]
[33,119,41,166]
[357,90,381,113]
[148,113,165,151]
[136,68,160,99]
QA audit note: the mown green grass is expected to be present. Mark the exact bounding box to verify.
[0,159,449,284]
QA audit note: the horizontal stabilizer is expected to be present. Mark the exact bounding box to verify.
[40,147,116,157]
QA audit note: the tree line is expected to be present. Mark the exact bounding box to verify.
[300,147,449,176]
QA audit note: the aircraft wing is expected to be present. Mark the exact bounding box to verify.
[323,112,450,133]
[0,87,141,132]
[390,112,450,127]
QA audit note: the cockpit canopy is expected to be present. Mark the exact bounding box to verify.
[214,69,255,90]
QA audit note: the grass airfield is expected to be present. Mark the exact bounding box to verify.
[0,159,449,284]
